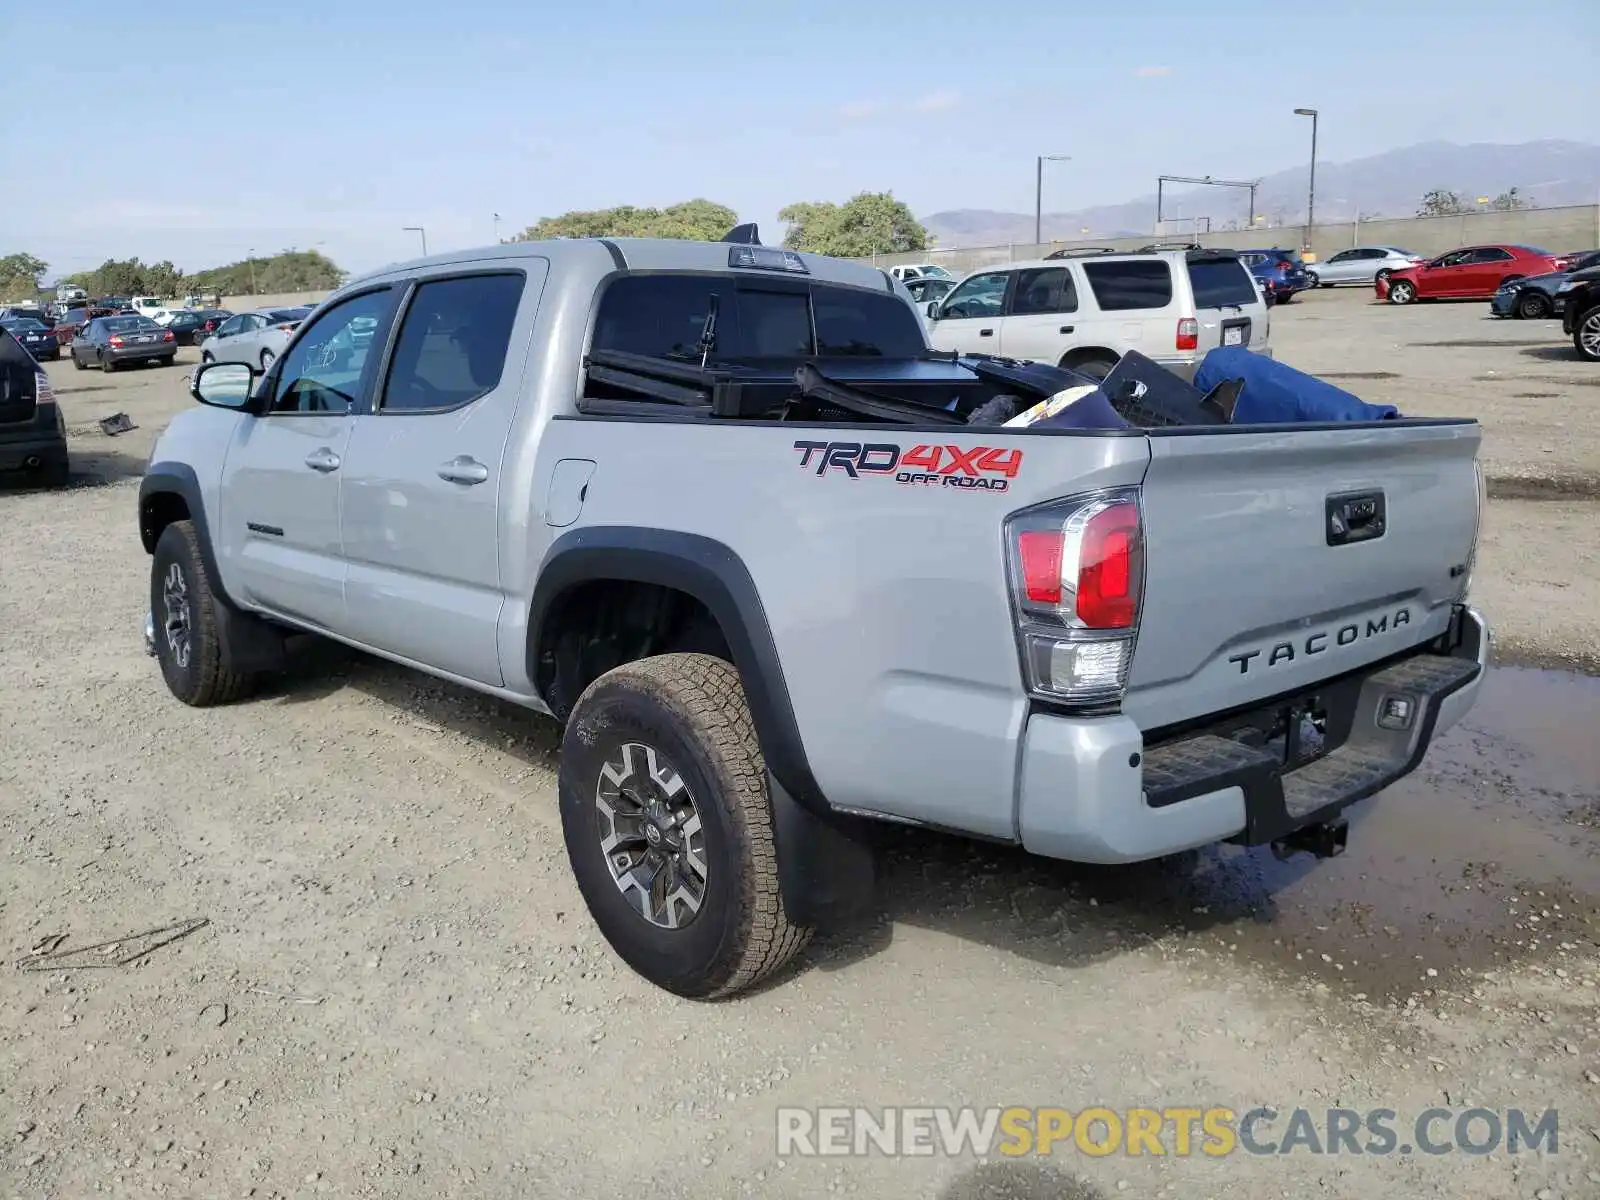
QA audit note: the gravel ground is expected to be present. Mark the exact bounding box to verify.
[1,300,1597,1200]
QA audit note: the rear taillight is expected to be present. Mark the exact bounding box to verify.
[1175,318,1198,351]
[35,371,54,405]
[1006,491,1145,707]
[109,335,124,347]
[277,322,298,333]
[162,330,174,342]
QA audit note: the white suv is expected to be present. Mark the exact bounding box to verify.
[921,249,1270,379]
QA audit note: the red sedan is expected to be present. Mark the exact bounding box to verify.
[1377,244,1563,305]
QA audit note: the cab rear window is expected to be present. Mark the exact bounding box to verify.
[1187,258,1260,309]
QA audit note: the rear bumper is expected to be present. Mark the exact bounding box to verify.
[1016,606,1490,863]
[17,340,59,359]
[0,401,68,471]
[107,343,175,361]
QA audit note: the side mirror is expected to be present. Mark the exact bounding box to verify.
[191,361,261,413]
[925,300,941,320]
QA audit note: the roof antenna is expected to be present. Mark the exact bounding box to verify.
[721,223,761,245]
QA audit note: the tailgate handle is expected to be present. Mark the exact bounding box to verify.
[1326,490,1386,546]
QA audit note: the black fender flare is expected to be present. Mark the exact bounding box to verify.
[139,463,287,672]
[528,526,875,927]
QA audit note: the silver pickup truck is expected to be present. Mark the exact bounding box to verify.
[137,233,1490,999]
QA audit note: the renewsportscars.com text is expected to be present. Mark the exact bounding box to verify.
[775,1106,1561,1159]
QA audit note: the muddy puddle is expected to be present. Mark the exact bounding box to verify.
[868,667,1599,1003]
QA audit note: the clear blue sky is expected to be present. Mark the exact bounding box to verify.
[3,0,1595,279]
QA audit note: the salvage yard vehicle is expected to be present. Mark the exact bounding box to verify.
[1,315,63,361]
[198,305,313,370]
[1490,249,1600,320]
[0,327,68,486]
[924,247,1270,379]
[1378,244,1563,304]
[70,314,176,371]
[137,233,1490,1000]
[1558,264,1600,361]
[1304,246,1424,288]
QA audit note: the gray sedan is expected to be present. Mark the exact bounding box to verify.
[69,315,177,371]
[198,305,315,370]
[1305,246,1425,287]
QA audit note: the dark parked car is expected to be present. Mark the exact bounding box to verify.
[0,316,62,361]
[1559,266,1600,362]
[1490,250,1600,319]
[0,327,68,487]
[1238,249,1314,303]
[163,309,212,345]
[192,308,234,339]
[70,315,177,372]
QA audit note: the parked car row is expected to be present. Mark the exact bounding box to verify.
[1377,244,1565,304]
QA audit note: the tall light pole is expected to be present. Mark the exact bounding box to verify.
[403,226,428,256]
[1035,154,1071,245]
[1294,108,1319,252]
[246,248,257,295]
[493,213,502,244]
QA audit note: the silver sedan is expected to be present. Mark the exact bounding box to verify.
[197,306,315,370]
[1305,246,1425,287]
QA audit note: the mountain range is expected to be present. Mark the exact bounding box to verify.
[921,140,1600,248]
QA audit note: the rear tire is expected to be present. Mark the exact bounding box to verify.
[100,352,117,372]
[201,351,214,364]
[1306,272,1322,288]
[72,351,85,370]
[1387,280,1417,305]
[1574,304,1600,363]
[1375,268,1393,285]
[259,349,275,371]
[1060,352,1118,382]
[558,653,812,999]
[150,521,259,707]
[1516,291,1551,320]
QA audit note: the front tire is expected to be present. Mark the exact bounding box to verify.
[1060,352,1118,382]
[1574,304,1600,363]
[558,653,811,999]
[1516,291,1551,320]
[1387,280,1417,305]
[150,521,258,707]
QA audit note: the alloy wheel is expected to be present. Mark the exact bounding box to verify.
[595,742,708,930]
[162,562,192,670]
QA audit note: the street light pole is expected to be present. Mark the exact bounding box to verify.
[247,248,256,296]
[1294,108,1319,252]
[1034,155,1070,245]
[403,226,428,256]
[493,213,502,244]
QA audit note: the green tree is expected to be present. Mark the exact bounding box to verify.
[1490,187,1531,211]
[190,250,345,297]
[1416,189,1469,217]
[513,199,738,242]
[779,192,928,258]
[0,252,49,300]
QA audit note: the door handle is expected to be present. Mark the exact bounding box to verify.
[979,328,994,337]
[304,448,341,472]
[1059,325,1075,334]
[437,455,489,485]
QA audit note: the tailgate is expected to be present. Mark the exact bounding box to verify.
[1124,420,1481,730]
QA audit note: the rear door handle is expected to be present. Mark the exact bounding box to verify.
[437,456,489,485]
[1059,325,1075,334]
[304,448,341,472]
[978,328,994,337]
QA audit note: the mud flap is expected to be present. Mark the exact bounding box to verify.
[768,773,876,930]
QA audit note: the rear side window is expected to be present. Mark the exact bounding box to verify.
[1187,258,1259,308]
[592,273,926,362]
[381,273,523,412]
[1082,260,1173,311]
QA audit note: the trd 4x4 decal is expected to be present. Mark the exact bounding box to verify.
[792,440,1022,493]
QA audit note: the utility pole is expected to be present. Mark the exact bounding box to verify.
[403,226,428,256]
[247,248,257,296]
[1294,108,1319,253]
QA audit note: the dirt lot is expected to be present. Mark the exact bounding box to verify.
[1,293,1597,1200]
